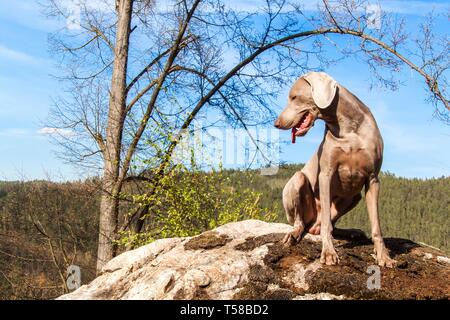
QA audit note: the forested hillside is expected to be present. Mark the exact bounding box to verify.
[0,165,448,299]
[0,180,99,299]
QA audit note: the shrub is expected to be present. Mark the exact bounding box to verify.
[118,163,277,248]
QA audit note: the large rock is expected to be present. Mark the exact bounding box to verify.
[58,220,450,300]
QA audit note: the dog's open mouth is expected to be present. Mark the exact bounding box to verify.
[291,112,314,143]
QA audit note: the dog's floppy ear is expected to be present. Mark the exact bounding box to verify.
[303,72,337,109]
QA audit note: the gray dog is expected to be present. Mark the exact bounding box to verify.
[274,72,396,267]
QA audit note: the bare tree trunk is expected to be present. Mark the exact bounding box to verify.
[96,0,133,273]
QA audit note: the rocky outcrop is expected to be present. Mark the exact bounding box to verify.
[58,220,450,300]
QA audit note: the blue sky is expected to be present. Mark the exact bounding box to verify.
[0,0,449,180]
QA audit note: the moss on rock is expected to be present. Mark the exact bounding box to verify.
[184,231,231,250]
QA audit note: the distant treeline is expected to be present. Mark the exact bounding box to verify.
[0,165,448,299]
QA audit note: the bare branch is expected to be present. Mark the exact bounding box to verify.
[118,0,203,184]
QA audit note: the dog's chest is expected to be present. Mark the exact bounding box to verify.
[334,146,373,195]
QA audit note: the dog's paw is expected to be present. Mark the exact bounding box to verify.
[282,228,304,246]
[376,252,397,268]
[320,246,340,265]
[308,223,321,235]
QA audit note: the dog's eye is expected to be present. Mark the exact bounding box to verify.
[291,95,297,100]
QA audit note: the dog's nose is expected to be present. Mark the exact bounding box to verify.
[274,118,281,128]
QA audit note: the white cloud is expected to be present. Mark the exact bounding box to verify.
[0,44,47,65]
[38,127,75,137]
[0,0,60,32]
[0,0,112,32]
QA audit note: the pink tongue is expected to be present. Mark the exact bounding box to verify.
[292,114,311,143]
[300,115,310,129]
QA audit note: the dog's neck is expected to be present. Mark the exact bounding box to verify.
[318,86,367,138]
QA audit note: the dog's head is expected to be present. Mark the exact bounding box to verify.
[274,72,337,139]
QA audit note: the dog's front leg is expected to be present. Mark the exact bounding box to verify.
[282,172,307,245]
[365,176,396,268]
[319,171,339,265]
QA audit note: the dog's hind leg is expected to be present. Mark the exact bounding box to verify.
[331,194,368,240]
[331,194,362,225]
[282,171,316,245]
[283,218,305,246]
[308,194,362,236]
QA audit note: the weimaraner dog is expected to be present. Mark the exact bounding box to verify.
[274,72,396,267]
